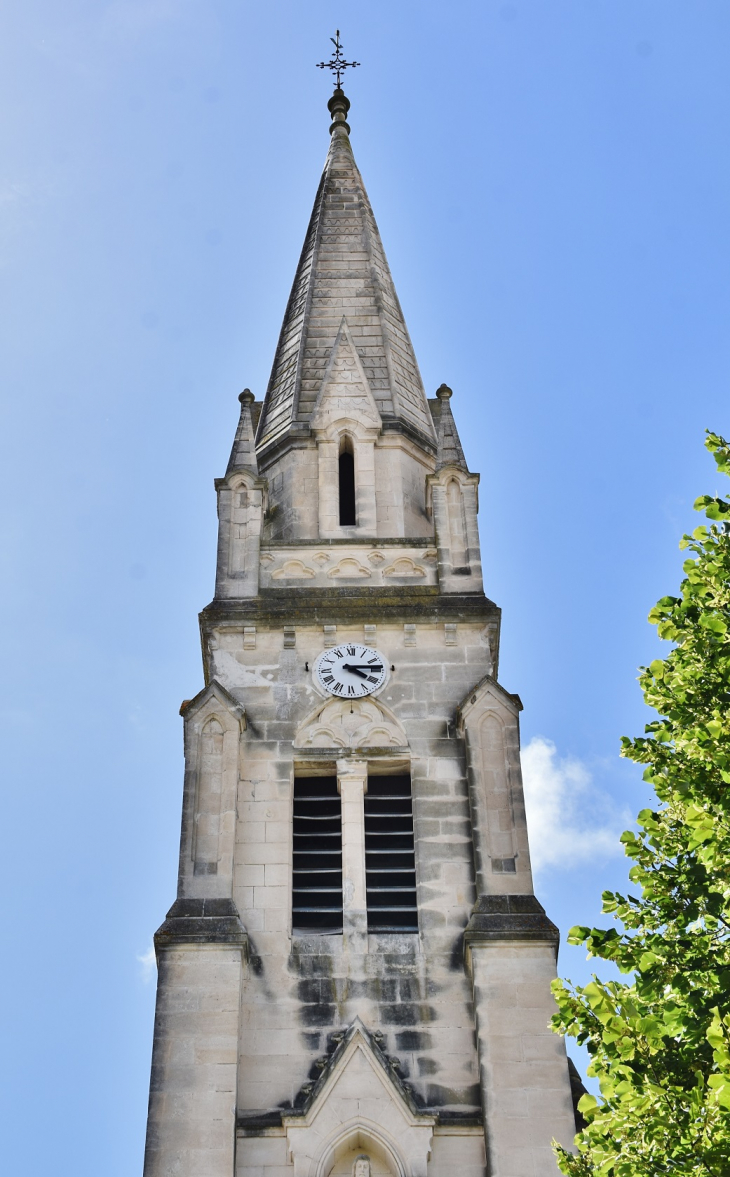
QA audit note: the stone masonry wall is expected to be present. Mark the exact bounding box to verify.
[208,617,499,1129]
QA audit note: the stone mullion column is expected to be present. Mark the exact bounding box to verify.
[462,720,491,898]
[337,758,368,951]
[461,482,483,591]
[430,483,452,590]
[215,486,233,598]
[235,486,264,598]
[317,440,339,536]
[353,438,377,536]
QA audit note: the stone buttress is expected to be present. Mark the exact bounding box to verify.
[142,86,578,1177]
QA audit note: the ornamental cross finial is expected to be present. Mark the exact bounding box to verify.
[316,30,360,89]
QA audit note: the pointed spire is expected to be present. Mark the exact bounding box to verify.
[226,389,259,475]
[256,88,436,457]
[433,384,469,472]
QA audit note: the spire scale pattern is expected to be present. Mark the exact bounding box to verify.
[256,89,436,455]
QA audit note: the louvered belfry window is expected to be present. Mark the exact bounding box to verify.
[292,777,343,934]
[365,774,418,932]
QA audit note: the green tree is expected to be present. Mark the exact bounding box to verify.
[551,432,730,1176]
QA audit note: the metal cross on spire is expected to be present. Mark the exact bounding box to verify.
[316,30,360,89]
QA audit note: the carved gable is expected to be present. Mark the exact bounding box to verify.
[310,317,382,436]
[283,1020,435,1177]
[294,696,407,751]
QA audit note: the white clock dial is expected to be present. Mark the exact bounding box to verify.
[313,644,388,698]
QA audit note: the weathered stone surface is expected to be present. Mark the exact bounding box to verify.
[155,898,249,949]
[464,895,560,950]
[142,84,577,1177]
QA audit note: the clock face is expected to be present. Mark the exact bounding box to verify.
[313,644,388,698]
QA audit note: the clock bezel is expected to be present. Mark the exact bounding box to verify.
[312,643,389,699]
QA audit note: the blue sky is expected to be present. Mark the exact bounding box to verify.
[1,2,729,1172]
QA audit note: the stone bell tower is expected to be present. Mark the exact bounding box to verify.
[142,82,578,1177]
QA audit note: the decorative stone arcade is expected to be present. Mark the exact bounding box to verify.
[142,82,578,1177]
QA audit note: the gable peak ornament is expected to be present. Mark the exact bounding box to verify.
[352,1157,371,1177]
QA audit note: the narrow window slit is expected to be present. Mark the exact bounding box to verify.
[292,777,343,934]
[338,440,356,526]
[365,774,418,933]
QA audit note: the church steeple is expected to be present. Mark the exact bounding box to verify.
[255,87,436,458]
[142,53,579,1177]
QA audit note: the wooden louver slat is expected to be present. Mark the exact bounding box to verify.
[365,775,418,933]
[292,777,343,934]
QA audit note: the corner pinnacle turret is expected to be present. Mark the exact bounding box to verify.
[433,384,469,472]
[226,389,259,475]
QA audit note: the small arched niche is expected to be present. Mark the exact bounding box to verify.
[338,434,357,526]
[321,1129,402,1176]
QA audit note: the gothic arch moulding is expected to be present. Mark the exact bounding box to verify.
[327,557,372,579]
[294,696,408,751]
[282,1020,434,1177]
[381,557,426,579]
[271,559,316,580]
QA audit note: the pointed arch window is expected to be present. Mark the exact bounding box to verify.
[338,436,356,526]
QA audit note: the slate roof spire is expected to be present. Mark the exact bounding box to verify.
[255,87,436,457]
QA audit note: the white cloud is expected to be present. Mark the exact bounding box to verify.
[521,737,627,875]
[137,943,157,983]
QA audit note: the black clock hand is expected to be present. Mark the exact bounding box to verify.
[342,663,369,679]
[348,664,383,671]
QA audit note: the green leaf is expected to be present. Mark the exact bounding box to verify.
[577,1093,598,1115]
[699,613,727,634]
[708,1073,730,1110]
[551,432,730,1176]
[567,925,591,946]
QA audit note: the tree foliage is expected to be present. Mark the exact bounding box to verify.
[552,432,730,1175]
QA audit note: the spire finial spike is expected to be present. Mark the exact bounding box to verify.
[227,389,258,475]
[316,30,360,89]
[434,384,469,472]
